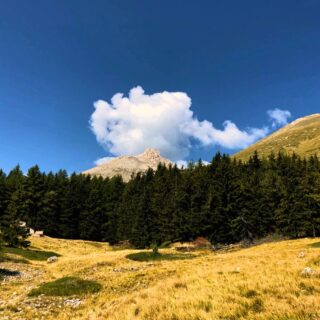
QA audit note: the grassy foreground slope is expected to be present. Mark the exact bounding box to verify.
[0,236,319,320]
[234,114,320,161]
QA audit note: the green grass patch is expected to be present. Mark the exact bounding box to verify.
[28,276,102,297]
[0,252,29,264]
[126,251,194,262]
[1,247,60,261]
[309,242,320,248]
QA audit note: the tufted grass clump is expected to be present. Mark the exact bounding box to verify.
[28,276,102,297]
[241,289,258,298]
[250,297,264,313]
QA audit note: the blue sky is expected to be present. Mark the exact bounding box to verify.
[1,0,320,173]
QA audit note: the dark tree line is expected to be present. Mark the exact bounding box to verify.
[0,152,319,248]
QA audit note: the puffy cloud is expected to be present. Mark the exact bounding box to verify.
[267,108,291,127]
[175,160,188,169]
[94,157,115,166]
[90,86,270,161]
[175,159,210,168]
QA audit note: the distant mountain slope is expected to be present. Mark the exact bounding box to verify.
[83,148,172,182]
[234,114,320,161]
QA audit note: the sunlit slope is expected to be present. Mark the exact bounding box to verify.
[234,114,320,161]
[1,236,319,320]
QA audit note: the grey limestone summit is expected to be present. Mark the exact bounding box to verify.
[83,148,172,182]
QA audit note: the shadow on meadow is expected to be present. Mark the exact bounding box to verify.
[0,268,21,281]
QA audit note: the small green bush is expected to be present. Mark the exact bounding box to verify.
[0,252,29,264]
[28,276,102,297]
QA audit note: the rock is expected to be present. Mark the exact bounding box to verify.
[298,251,305,258]
[301,267,317,277]
[32,230,44,237]
[113,266,139,273]
[130,266,139,271]
[64,298,82,308]
[234,267,241,273]
[47,256,58,263]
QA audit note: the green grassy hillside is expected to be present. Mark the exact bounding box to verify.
[234,114,320,161]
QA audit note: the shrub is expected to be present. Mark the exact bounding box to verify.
[193,237,211,249]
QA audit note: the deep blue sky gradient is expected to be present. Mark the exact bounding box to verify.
[1,0,320,173]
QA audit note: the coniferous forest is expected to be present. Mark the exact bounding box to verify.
[0,152,320,248]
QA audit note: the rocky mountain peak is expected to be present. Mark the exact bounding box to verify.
[137,148,161,162]
[83,148,172,182]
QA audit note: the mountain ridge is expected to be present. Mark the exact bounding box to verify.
[234,113,320,161]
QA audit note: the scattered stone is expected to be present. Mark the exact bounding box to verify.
[64,298,82,308]
[234,267,241,273]
[0,265,42,284]
[113,266,139,273]
[298,251,305,258]
[130,266,139,271]
[32,230,45,237]
[47,256,58,263]
[301,267,317,277]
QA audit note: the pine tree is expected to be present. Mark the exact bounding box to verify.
[21,166,45,230]
[130,171,153,248]
[101,175,125,244]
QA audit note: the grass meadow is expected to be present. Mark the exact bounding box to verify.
[0,236,319,319]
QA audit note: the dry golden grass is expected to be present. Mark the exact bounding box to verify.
[234,114,320,161]
[0,236,319,320]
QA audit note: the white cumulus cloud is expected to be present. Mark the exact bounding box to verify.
[267,108,291,127]
[175,160,188,169]
[90,86,271,161]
